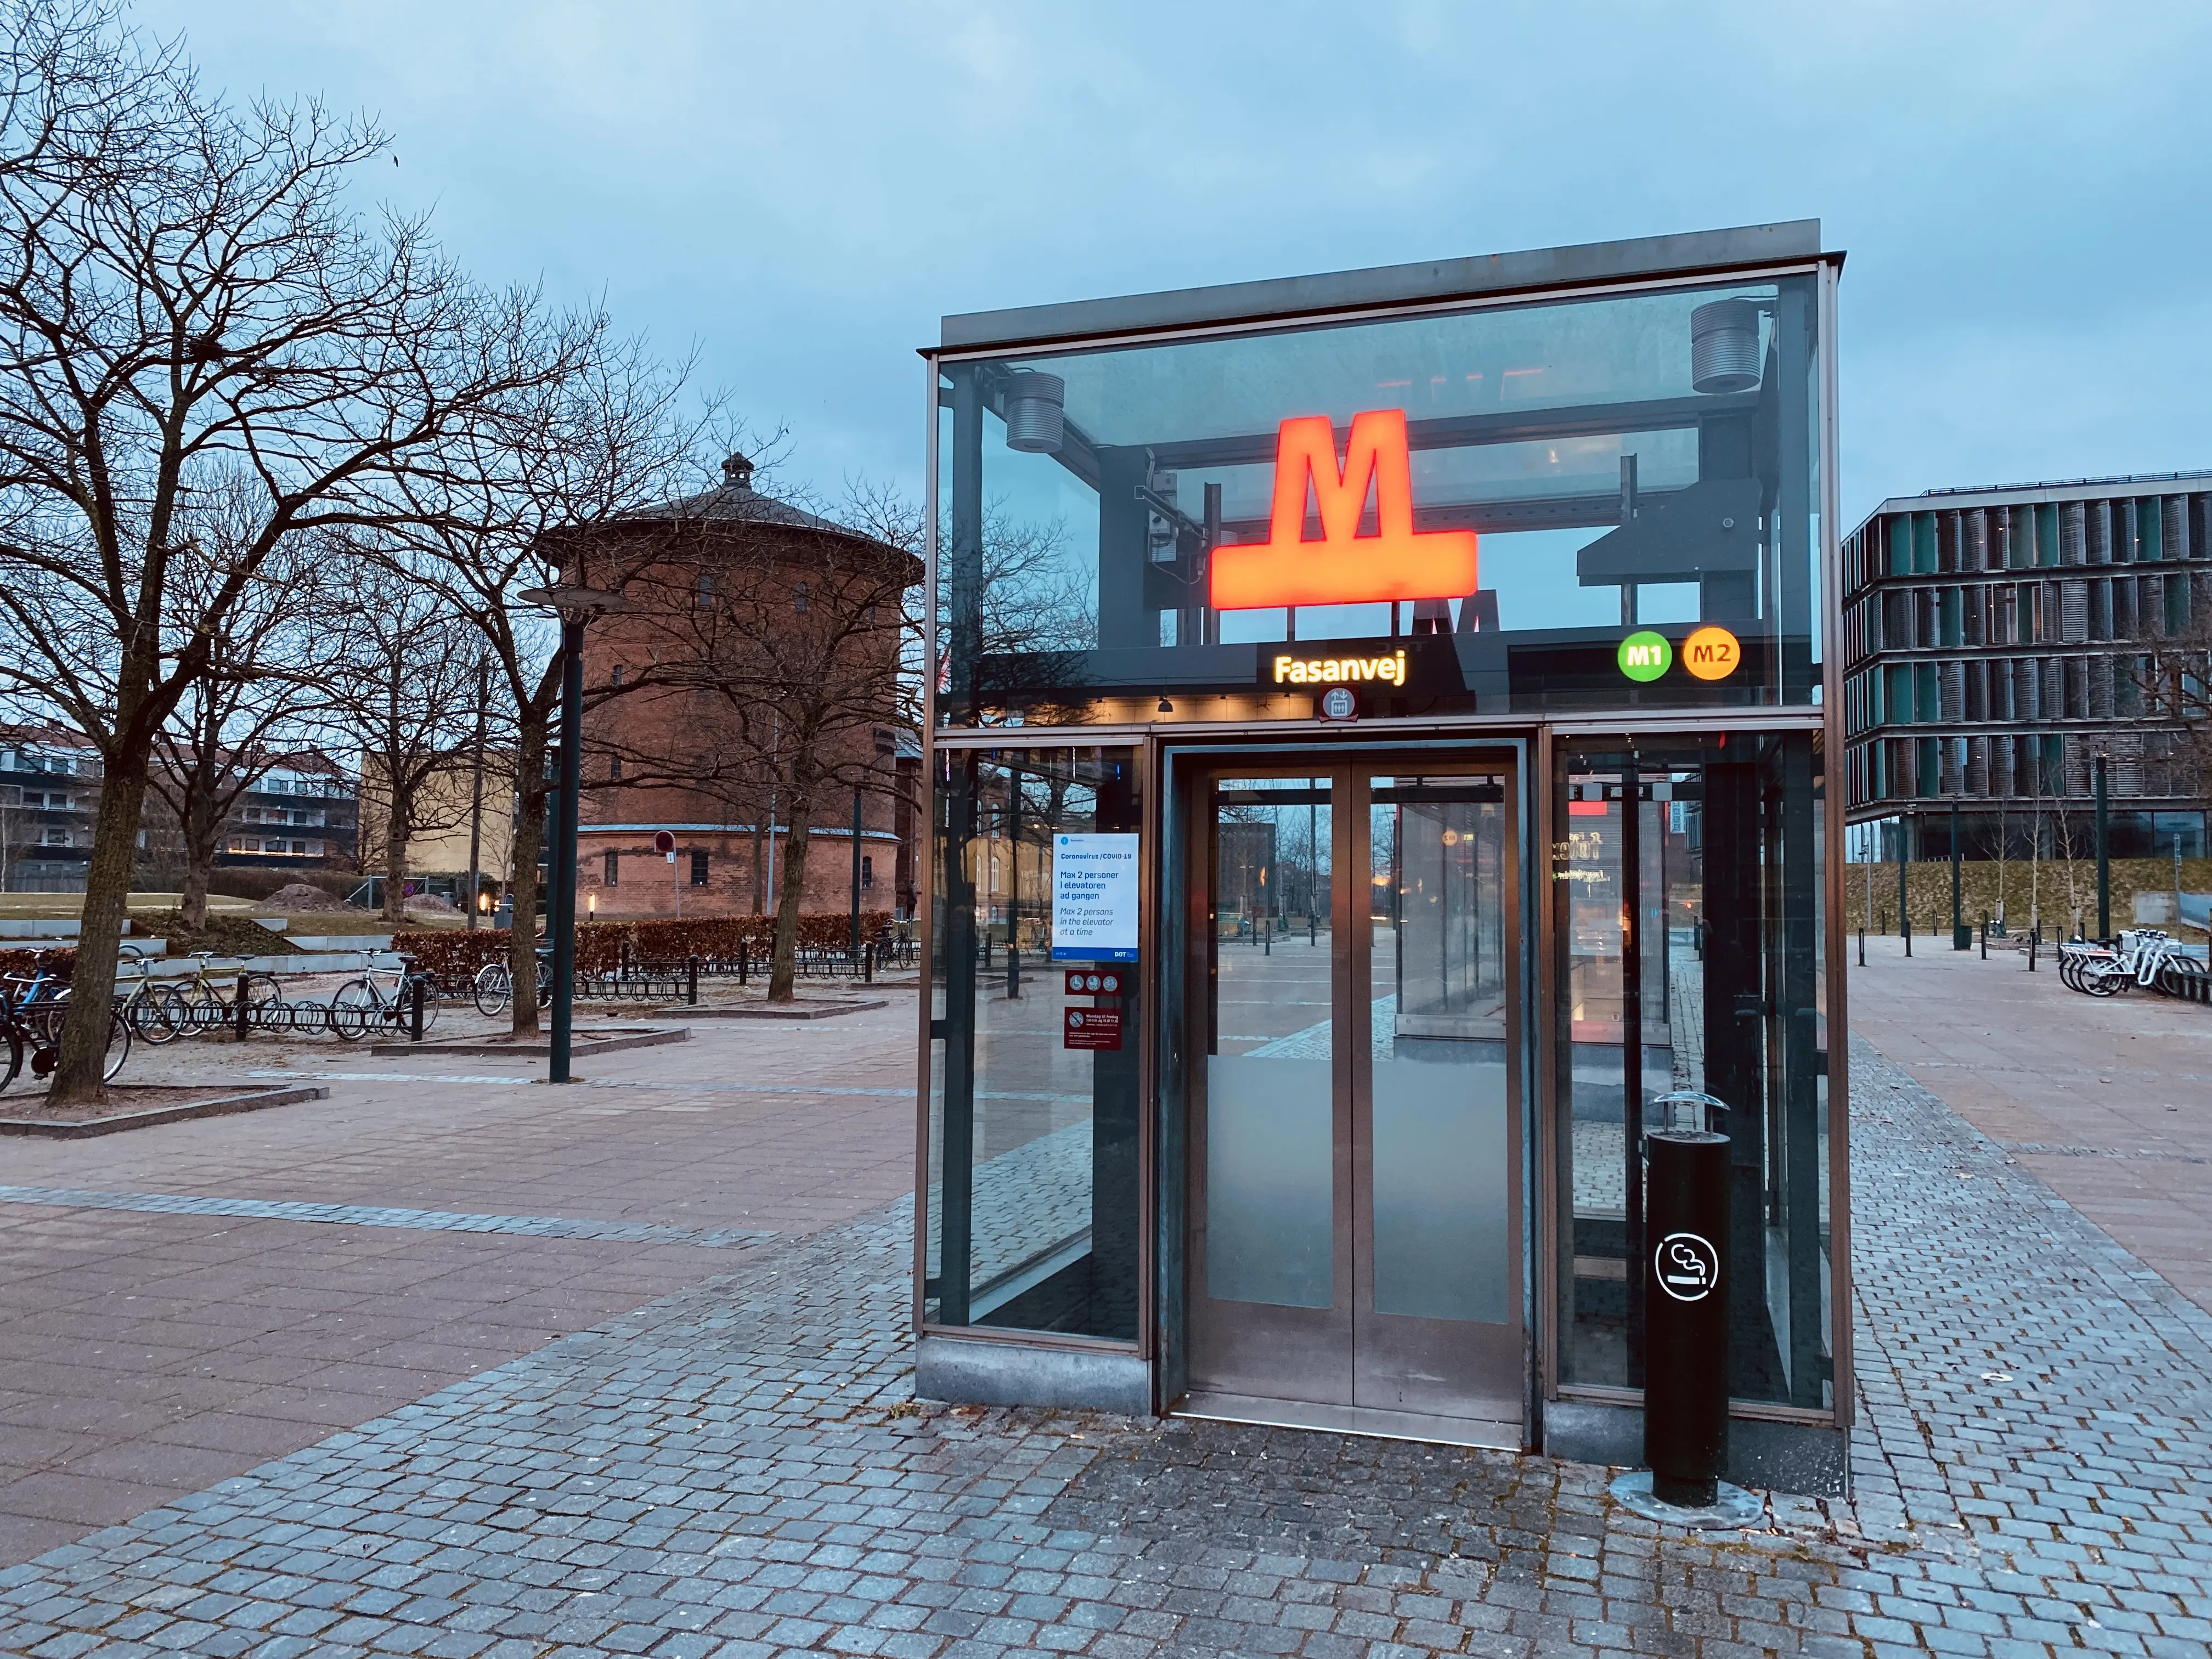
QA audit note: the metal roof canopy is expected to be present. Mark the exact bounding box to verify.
[935,221,1835,354]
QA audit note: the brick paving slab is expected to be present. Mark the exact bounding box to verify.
[2,1031,2209,1654]
[1849,934,2212,1315]
[0,1011,920,1565]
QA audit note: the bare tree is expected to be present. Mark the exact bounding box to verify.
[330,553,485,923]
[143,491,337,928]
[2136,607,2212,806]
[0,4,590,1098]
[618,477,921,1001]
[399,334,724,1031]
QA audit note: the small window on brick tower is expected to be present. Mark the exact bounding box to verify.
[603,851,619,887]
[861,854,874,891]
[610,755,622,780]
[611,664,624,686]
[794,581,808,614]
[690,850,709,887]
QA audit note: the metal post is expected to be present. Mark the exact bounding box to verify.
[1857,927,1864,968]
[409,974,425,1042]
[549,615,585,1084]
[738,939,748,986]
[466,656,487,930]
[2094,753,2111,940]
[1620,758,1644,1387]
[851,787,865,961]
[686,954,698,1007]
[234,975,250,1044]
[1898,815,1910,953]
[863,940,874,985]
[1951,797,1966,950]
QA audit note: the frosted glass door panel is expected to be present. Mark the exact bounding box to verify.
[1205,1056,1334,1307]
[1370,1059,1510,1322]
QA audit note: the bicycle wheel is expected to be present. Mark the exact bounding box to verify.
[329,979,376,1041]
[129,984,183,1045]
[100,1005,131,1082]
[473,962,512,1017]
[404,979,442,1036]
[0,1020,22,1093]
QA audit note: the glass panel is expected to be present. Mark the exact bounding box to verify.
[1206,776,1333,1308]
[1554,735,1831,1409]
[935,274,1824,728]
[926,746,1141,1339]
[1370,776,1511,1324]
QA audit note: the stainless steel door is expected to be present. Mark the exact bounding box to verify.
[1186,760,1523,1442]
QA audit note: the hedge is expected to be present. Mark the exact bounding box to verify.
[389,913,895,981]
[0,946,74,982]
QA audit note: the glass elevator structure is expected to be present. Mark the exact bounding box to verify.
[913,222,1852,1491]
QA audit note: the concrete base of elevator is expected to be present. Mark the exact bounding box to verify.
[1543,1398,1849,1497]
[915,1333,1153,1417]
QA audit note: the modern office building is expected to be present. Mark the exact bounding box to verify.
[912,223,1850,1492]
[1841,476,2212,862]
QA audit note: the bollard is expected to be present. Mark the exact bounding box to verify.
[1264,918,1272,956]
[686,954,698,1006]
[738,941,748,986]
[1979,917,1987,961]
[235,977,251,1045]
[2028,929,2038,972]
[1643,1090,1730,1508]
[864,941,874,985]
[1309,916,1317,946]
[1903,917,1912,958]
[1857,927,1864,968]
[409,976,426,1042]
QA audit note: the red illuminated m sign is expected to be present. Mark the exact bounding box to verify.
[1209,409,1477,611]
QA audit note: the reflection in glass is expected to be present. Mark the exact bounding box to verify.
[1205,777,1333,1308]
[927,746,1141,1340]
[1553,737,1831,1408]
[1370,778,1510,1323]
[936,274,1822,727]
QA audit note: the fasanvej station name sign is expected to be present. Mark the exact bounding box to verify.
[1051,833,1140,962]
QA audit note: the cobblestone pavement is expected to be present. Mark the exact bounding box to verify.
[1848,935,2212,1314]
[2,1037,2210,1656]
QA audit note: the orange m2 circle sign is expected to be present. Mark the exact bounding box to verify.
[1209,409,1477,611]
[1682,625,1742,681]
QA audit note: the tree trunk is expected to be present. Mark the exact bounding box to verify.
[50,754,149,1104]
[768,785,816,1003]
[179,782,218,933]
[381,782,409,924]
[508,714,550,1034]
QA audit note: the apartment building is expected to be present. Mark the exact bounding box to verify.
[1841,474,2212,860]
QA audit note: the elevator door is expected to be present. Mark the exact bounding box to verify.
[1185,763,1523,1444]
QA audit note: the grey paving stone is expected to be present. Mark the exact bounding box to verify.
[0,1037,2209,1657]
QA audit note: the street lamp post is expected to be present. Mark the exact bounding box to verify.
[2093,751,2111,941]
[518,582,625,1085]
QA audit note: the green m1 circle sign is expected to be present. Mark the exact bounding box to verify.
[1617,630,1672,682]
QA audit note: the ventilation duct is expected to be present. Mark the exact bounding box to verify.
[1690,300,1762,394]
[1002,370,1065,453]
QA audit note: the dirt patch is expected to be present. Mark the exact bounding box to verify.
[131,908,297,957]
[265,882,348,912]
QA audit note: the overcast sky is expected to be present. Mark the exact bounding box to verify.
[143,0,2212,526]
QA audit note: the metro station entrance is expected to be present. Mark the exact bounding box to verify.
[1181,758,1524,1446]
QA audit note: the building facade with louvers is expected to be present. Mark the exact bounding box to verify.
[1841,474,2212,860]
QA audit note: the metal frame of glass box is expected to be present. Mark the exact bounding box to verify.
[912,222,1852,1492]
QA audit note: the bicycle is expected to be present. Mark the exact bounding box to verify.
[1,950,131,1090]
[329,953,441,1041]
[136,952,279,1039]
[472,948,552,1017]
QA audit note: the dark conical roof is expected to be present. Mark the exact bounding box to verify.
[625,452,868,541]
